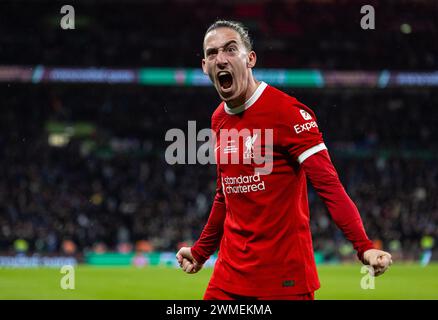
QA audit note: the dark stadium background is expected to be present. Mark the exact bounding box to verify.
[0,0,437,271]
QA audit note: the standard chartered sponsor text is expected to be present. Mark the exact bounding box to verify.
[222,172,265,194]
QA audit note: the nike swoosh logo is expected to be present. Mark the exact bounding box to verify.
[214,145,221,151]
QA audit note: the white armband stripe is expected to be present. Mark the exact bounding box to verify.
[297,143,327,164]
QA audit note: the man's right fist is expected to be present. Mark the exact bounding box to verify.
[176,247,203,274]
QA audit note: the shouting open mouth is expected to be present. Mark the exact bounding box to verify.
[217,71,233,92]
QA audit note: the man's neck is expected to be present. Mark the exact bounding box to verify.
[227,77,260,108]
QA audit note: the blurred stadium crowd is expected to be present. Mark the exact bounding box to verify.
[0,0,437,262]
[0,85,436,261]
[0,0,437,69]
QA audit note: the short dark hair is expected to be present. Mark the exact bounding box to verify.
[204,20,253,52]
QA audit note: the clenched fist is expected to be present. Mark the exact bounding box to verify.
[176,247,203,274]
[363,249,392,276]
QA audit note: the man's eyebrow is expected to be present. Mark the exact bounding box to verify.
[222,40,238,48]
[205,40,239,54]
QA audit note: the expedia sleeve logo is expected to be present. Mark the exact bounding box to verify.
[299,109,312,120]
[294,121,318,134]
[293,109,318,134]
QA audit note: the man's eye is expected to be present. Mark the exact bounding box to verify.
[227,47,237,52]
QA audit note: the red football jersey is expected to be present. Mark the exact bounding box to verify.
[191,82,373,297]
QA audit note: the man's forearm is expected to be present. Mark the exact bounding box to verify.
[191,194,226,265]
[303,150,374,262]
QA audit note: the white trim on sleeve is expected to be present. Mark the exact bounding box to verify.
[297,143,327,164]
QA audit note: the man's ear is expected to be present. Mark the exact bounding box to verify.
[247,51,257,68]
[202,58,207,75]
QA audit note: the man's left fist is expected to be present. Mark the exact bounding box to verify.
[363,249,393,276]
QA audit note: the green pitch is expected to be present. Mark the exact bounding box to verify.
[0,263,437,299]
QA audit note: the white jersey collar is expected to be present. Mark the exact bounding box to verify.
[224,81,267,115]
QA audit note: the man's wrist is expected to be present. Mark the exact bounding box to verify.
[359,244,375,263]
[190,246,206,265]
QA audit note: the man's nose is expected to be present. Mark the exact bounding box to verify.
[215,50,228,68]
